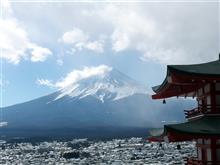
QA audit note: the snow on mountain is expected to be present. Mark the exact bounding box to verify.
[54,68,148,102]
[1,66,196,138]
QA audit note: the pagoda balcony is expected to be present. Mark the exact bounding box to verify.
[186,157,220,165]
[184,105,220,119]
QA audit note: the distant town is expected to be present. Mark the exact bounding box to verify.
[0,138,196,164]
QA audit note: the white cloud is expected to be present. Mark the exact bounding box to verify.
[97,4,158,52]
[56,59,64,66]
[111,30,130,52]
[86,3,218,64]
[37,65,112,89]
[29,44,52,62]
[85,41,104,53]
[5,2,218,65]
[59,27,104,54]
[36,79,54,88]
[60,27,89,44]
[0,0,52,64]
[2,0,13,16]
[66,48,76,55]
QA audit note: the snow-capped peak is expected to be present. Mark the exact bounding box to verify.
[54,68,148,102]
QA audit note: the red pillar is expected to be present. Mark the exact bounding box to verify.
[211,138,217,162]
[210,83,216,113]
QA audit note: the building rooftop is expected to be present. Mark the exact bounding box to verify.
[163,116,220,142]
[168,59,220,77]
[152,55,220,99]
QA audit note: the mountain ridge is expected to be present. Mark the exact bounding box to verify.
[1,67,195,137]
[53,68,149,103]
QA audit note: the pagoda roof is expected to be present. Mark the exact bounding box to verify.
[163,116,220,142]
[152,57,220,99]
[168,59,220,77]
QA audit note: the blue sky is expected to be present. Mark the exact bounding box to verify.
[1,0,219,107]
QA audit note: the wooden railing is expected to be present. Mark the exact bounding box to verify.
[184,104,220,119]
[186,157,220,165]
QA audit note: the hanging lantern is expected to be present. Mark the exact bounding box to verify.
[177,144,181,150]
[163,99,166,104]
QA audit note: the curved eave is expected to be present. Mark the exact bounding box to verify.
[152,59,220,100]
[152,83,202,99]
[168,60,220,77]
[163,116,220,142]
[152,69,170,94]
[152,82,173,99]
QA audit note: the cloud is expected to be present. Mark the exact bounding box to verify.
[60,27,89,44]
[29,44,52,62]
[5,2,218,65]
[111,29,130,52]
[59,27,104,53]
[36,79,54,88]
[0,0,52,64]
[85,40,104,53]
[85,3,218,64]
[102,5,158,52]
[56,59,64,66]
[37,65,112,89]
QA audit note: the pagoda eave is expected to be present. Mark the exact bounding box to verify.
[162,116,220,142]
[152,60,220,100]
[170,72,220,84]
[151,56,220,163]
[164,131,220,142]
[152,83,202,99]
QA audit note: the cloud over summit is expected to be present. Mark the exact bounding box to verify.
[37,65,112,89]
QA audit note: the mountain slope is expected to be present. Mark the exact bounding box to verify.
[53,69,148,102]
[1,68,195,137]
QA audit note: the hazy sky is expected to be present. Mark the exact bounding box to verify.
[1,0,219,107]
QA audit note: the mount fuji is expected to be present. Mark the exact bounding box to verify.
[1,67,195,138]
[53,68,148,103]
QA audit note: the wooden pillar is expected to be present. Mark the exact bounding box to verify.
[210,83,216,113]
[211,138,217,162]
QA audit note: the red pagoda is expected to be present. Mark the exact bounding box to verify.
[152,55,220,164]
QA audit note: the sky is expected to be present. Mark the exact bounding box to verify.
[0,0,219,107]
